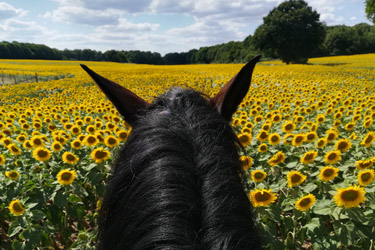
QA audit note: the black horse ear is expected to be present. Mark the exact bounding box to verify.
[81,64,149,126]
[208,55,261,121]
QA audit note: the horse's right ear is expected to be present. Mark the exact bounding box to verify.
[81,64,149,126]
[208,55,261,121]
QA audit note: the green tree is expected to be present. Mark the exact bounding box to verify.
[366,0,375,24]
[253,0,325,64]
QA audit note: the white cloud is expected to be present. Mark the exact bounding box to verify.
[44,6,123,26]
[0,19,55,43]
[0,2,26,20]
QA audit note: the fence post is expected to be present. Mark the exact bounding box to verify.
[14,75,17,84]
[35,73,38,83]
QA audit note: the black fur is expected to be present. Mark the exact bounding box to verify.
[97,88,262,250]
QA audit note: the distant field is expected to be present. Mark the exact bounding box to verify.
[1,54,375,249]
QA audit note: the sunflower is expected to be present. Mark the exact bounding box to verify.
[71,139,82,149]
[268,151,285,167]
[238,133,252,147]
[333,185,366,209]
[326,129,339,142]
[249,189,277,207]
[355,159,374,170]
[84,135,98,147]
[8,200,25,216]
[258,143,268,153]
[305,132,318,142]
[16,134,27,143]
[256,130,268,142]
[344,122,356,131]
[0,154,5,165]
[91,147,111,163]
[292,134,305,147]
[360,132,375,147]
[363,118,373,128]
[51,141,63,152]
[239,156,253,170]
[57,169,77,185]
[5,170,20,180]
[324,150,341,165]
[104,135,119,148]
[295,194,316,212]
[62,152,79,165]
[335,139,352,153]
[86,125,96,134]
[316,137,327,149]
[261,122,272,131]
[287,170,307,188]
[272,114,282,123]
[358,169,375,186]
[251,170,267,183]
[300,150,318,165]
[23,140,33,150]
[316,114,325,123]
[282,121,296,133]
[33,147,51,162]
[7,144,21,155]
[117,130,129,142]
[70,125,81,136]
[319,166,339,182]
[30,136,44,148]
[268,133,281,146]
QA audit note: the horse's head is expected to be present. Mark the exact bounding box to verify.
[80,55,260,125]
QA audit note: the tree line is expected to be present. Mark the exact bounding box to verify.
[0,23,374,65]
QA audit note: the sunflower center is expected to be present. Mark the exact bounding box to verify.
[108,138,116,145]
[323,169,334,177]
[338,142,348,150]
[254,172,264,179]
[341,190,359,201]
[38,150,48,157]
[299,198,311,207]
[34,139,42,145]
[13,203,24,212]
[291,174,302,183]
[9,172,18,178]
[285,124,293,130]
[361,173,371,182]
[87,137,96,143]
[66,154,76,161]
[327,134,335,140]
[95,150,108,159]
[61,172,72,181]
[304,154,313,161]
[255,192,271,202]
[328,153,337,160]
[295,136,303,143]
[271,136,279,142]
[365,136,373,144]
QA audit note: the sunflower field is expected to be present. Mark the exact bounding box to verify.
[1,54,375,249]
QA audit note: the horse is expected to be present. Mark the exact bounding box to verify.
[81,55,262,250]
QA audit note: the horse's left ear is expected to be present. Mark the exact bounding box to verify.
[80,64,149,126]
[208,55,261,121]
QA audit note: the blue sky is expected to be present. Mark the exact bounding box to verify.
[0,0,371,55]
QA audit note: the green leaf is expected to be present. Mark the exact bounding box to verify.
[304,217,320,232]
[313,199,332,215]
[31,210,45,221]
[266,204,281,222]
[282,215,294,231]
[68,193,82,203]
[53,191,68,208]
[8,223,22,237]
[11,240,25,250]
[303,182,318,193]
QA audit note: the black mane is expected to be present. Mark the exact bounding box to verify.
[98,88,262,250]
